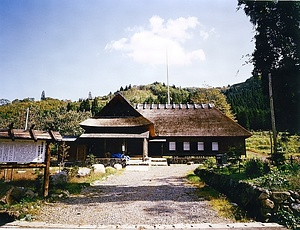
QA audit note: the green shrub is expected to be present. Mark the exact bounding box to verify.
[244,158,270,178]
[273,208,300,230]
[252,169,290,191]
[269,151,286,166]
[203,157,215,169]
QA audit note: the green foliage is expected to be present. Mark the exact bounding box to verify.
[79,99,91,112]
[190,87,235,119]
[251,168,290,191]
[58,142,70,169]
[203,157,216,169]
[0,98,91,136]
[224,76,270,130]
[244,158,270,178]
[269,151,286,166]
[246,131,300,155]
[238,1,300,133]
[273,208,300,230]
[186,173,201,183]
[86,154,96,165]
[227,146,243,165]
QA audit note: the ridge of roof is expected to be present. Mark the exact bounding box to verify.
[134,103,215,110]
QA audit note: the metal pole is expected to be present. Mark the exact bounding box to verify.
[25,107,29,130]
[166,49,170,104]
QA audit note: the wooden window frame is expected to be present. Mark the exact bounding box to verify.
[197,142,204,151]
[169,141,176,151]
[212,142,219,151]
[183,142,190,151]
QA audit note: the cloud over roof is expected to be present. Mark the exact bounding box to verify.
[105,15,210,66]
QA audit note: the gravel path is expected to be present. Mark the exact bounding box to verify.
[36,165,229,226]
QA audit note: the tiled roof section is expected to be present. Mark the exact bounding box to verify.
[80,116,153,128]
[0,129,62,141]
[135,103,252,137]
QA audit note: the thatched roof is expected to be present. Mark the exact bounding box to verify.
[136,103,251,138]
[80,116,152,128]
[79,94,251,138]
[80,93,153,131]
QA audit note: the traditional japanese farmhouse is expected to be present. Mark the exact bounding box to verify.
[68,93,251,161]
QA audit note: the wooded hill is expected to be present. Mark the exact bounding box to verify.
[0,77,271,136]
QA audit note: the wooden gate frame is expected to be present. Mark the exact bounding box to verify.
[0,126,61,197]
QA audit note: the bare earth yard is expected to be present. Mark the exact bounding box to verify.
[36,164,229,226]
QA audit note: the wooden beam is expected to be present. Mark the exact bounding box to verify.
[0,163,46,169]
[8,123,15,141]
[48,129,57,141]
[29,124,38,142]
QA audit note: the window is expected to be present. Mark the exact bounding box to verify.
[197,142,204,151]
[212,142,219,151]
[183,142,190,151]
[169,142,176,151]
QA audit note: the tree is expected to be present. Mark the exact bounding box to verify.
[91,97,101,116]
[79,99,91,112]
[189,88,235,119]
[0,99,10,106]
[238,0,300,133]
[41,91,46,100]
[88,92,92,100]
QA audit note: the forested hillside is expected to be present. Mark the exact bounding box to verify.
[224,76,270,130]
[0,80,270,136]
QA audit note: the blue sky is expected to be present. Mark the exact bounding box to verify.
[0,0,254,101]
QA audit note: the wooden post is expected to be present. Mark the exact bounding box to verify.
[143,138,148,161]
[268,73,277,153]
[43,143,51,197]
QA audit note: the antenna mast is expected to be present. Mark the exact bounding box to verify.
[25,107,29,130]
[166,49,170,104]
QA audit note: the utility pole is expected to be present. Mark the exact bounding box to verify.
[268,73,277,154]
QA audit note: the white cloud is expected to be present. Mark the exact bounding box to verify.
[105,16,208,66]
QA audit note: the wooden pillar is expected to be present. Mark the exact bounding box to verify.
[268,73,277,153]
[43,143,51,197]
[143,138,148,161]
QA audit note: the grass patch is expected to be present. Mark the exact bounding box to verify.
[186,172,250,222]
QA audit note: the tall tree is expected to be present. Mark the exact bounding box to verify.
[189,88,235,120]
[88,92,92,100]
[238,0,300,133]
[41,91,46,100]
[91,97,101,116]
